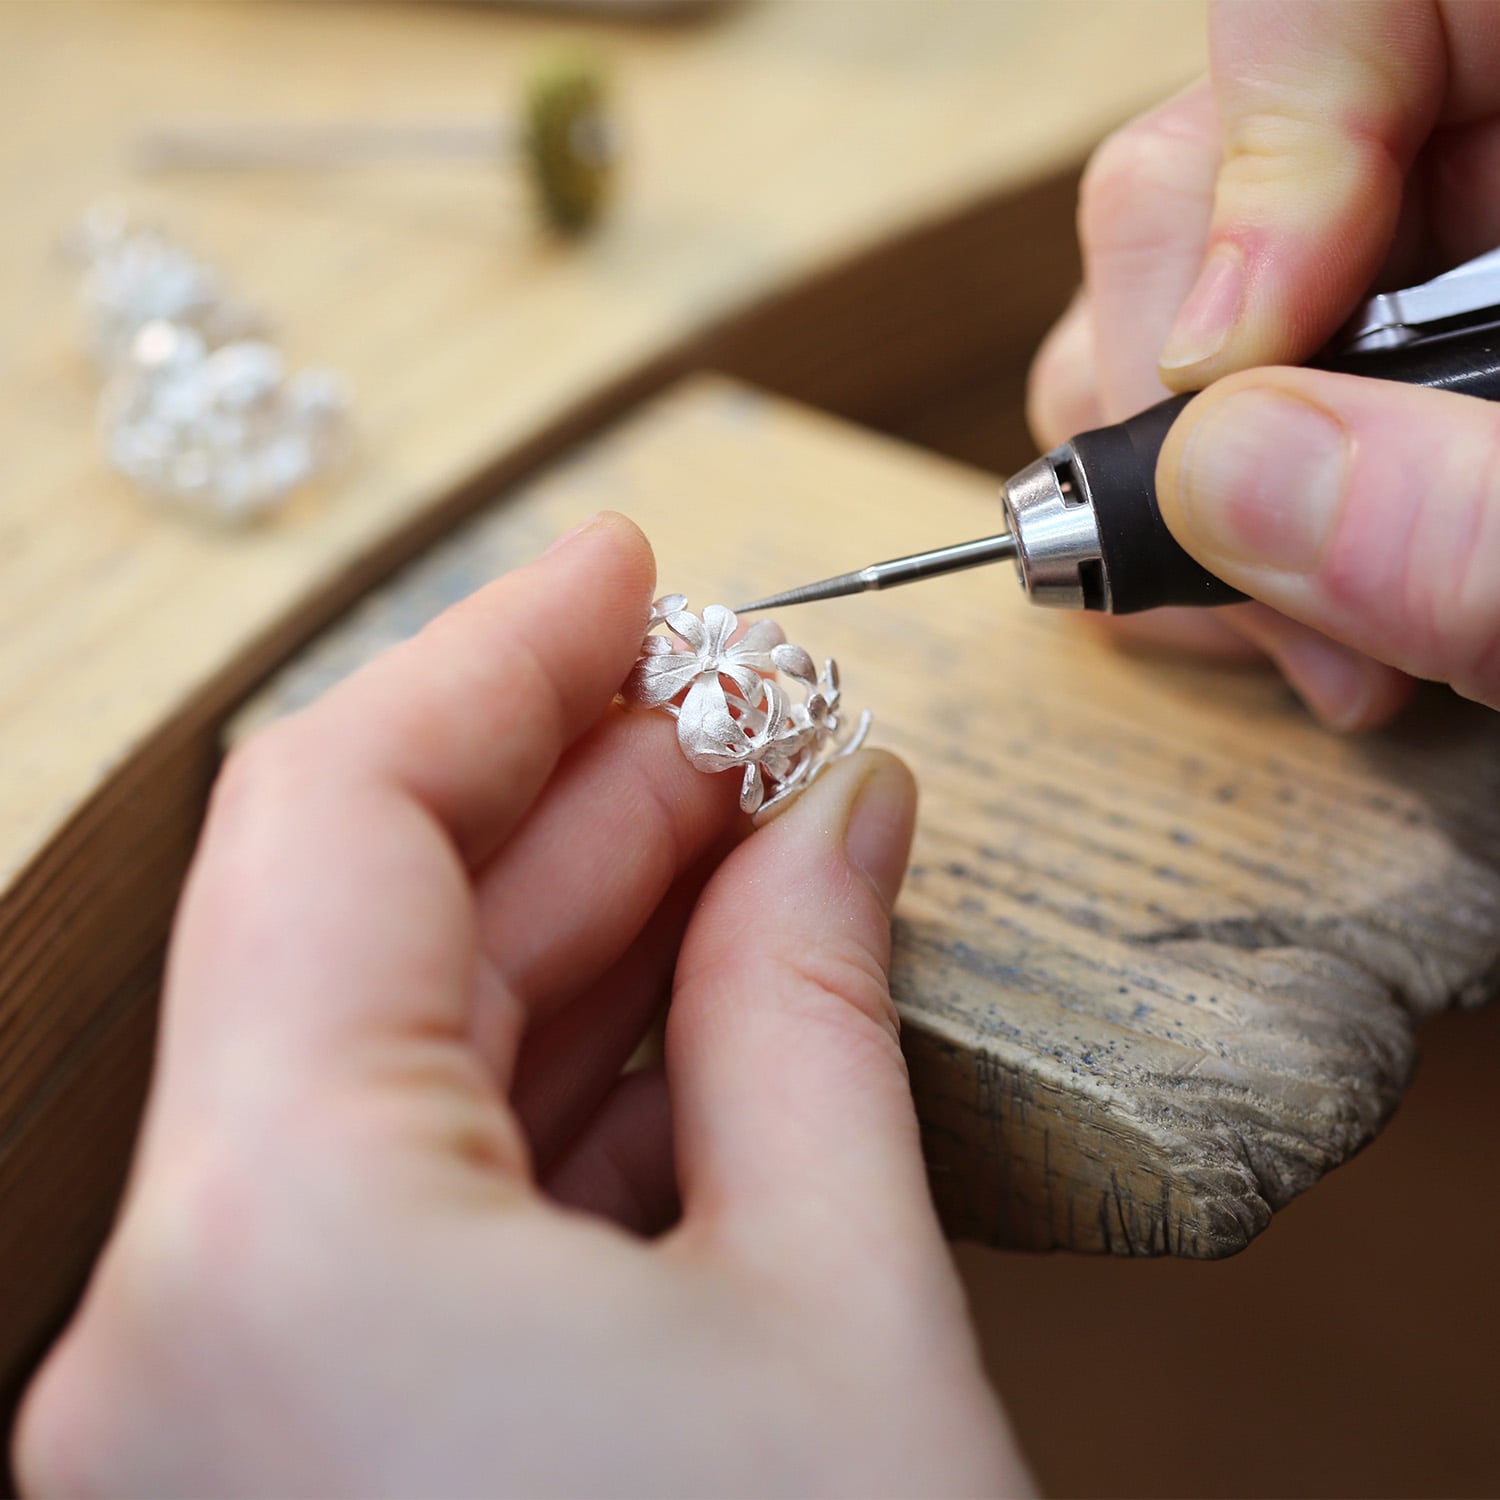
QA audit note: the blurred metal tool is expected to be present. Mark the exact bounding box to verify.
[136,52,616,236]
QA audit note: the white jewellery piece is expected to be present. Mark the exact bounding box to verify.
[621,596,871,816]
[69,204,350,523]
[69,201,265,372]
[101,321,349,524]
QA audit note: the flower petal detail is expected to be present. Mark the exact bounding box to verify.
[739,763,765,814]
[626,597,870,817]
[771,642,816,683]
[736,618,785,655]
[700,603,737,658]
[665,609,707,653]
[625,651,703,708]
[759,677,788,742]
[677,677,746,769]
[721,660,768,704]
[650,593,687,624]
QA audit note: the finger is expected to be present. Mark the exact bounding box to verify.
[471,708,741,1083]
[1089,604,1266,662]
[1076,81,1221,418]
[666,752,946,1288]
[544,1067,678,1235]
[1025,288,1104,449]
[510,839,728,1170]
[1227,602,1414,731]
[1091,597,1412,729]
[159,514,654,1116]
[1157,368,1500,708]
[1156,0,1500,387]
[304,510,656,869]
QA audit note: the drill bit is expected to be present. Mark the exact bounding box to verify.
[737,530,1017,613]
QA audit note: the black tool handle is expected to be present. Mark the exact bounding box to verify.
[1067,321,1500,614]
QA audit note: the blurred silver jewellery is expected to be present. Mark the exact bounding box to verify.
[68,204,350,523]
[134,52,616,238]
[621,597,871,816]
[102,322,349,524]
[67,200,264,371]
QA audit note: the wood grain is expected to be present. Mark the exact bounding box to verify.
[232,377,1500,1259]
[0,0,1206,1383]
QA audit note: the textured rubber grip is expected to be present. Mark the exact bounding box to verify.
[1069,321,1500,614]
[1068,395,1241,614]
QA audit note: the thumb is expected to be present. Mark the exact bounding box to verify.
[1157,368,1500,710]
[665,750,941,1278]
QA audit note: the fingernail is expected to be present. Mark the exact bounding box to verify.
[543,512,603,556]
[1160,243,1246,371]
[1174,388,1348,573]
[843,761,917,912]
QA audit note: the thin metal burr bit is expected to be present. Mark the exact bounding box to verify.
[737,531,1018,613]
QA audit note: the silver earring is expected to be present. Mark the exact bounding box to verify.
[70,205,349,523]
[622,597,871,816]
[68,201,263,373]
[100,320,349,524]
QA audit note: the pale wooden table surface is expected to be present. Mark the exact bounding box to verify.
[236,376,1500,1259]
[0,0,1204,893]
[0,0,1209,1386]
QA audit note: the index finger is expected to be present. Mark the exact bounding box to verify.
[155,513,655,1115]
[305,510,656,868]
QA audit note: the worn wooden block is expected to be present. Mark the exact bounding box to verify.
[232,377,1500,1258]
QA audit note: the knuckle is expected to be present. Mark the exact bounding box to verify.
[1223,105,1327,173]
[342,1037,533,1179]
[1079,115,1208,257]
[1024,297,1096,450]
[208,718,317,829]
[768,936,904,1059]
[1220,107,1402,207]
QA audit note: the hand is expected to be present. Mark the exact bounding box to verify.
[1028,0,1500,721]
[13,513,1027,1499]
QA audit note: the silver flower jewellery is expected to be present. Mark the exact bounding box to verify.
[67,202,349,523]
[621,596,871,816]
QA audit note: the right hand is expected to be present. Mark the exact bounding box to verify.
[1028,0,1500,723]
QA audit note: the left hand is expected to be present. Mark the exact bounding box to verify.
[13,513,1026,1499]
